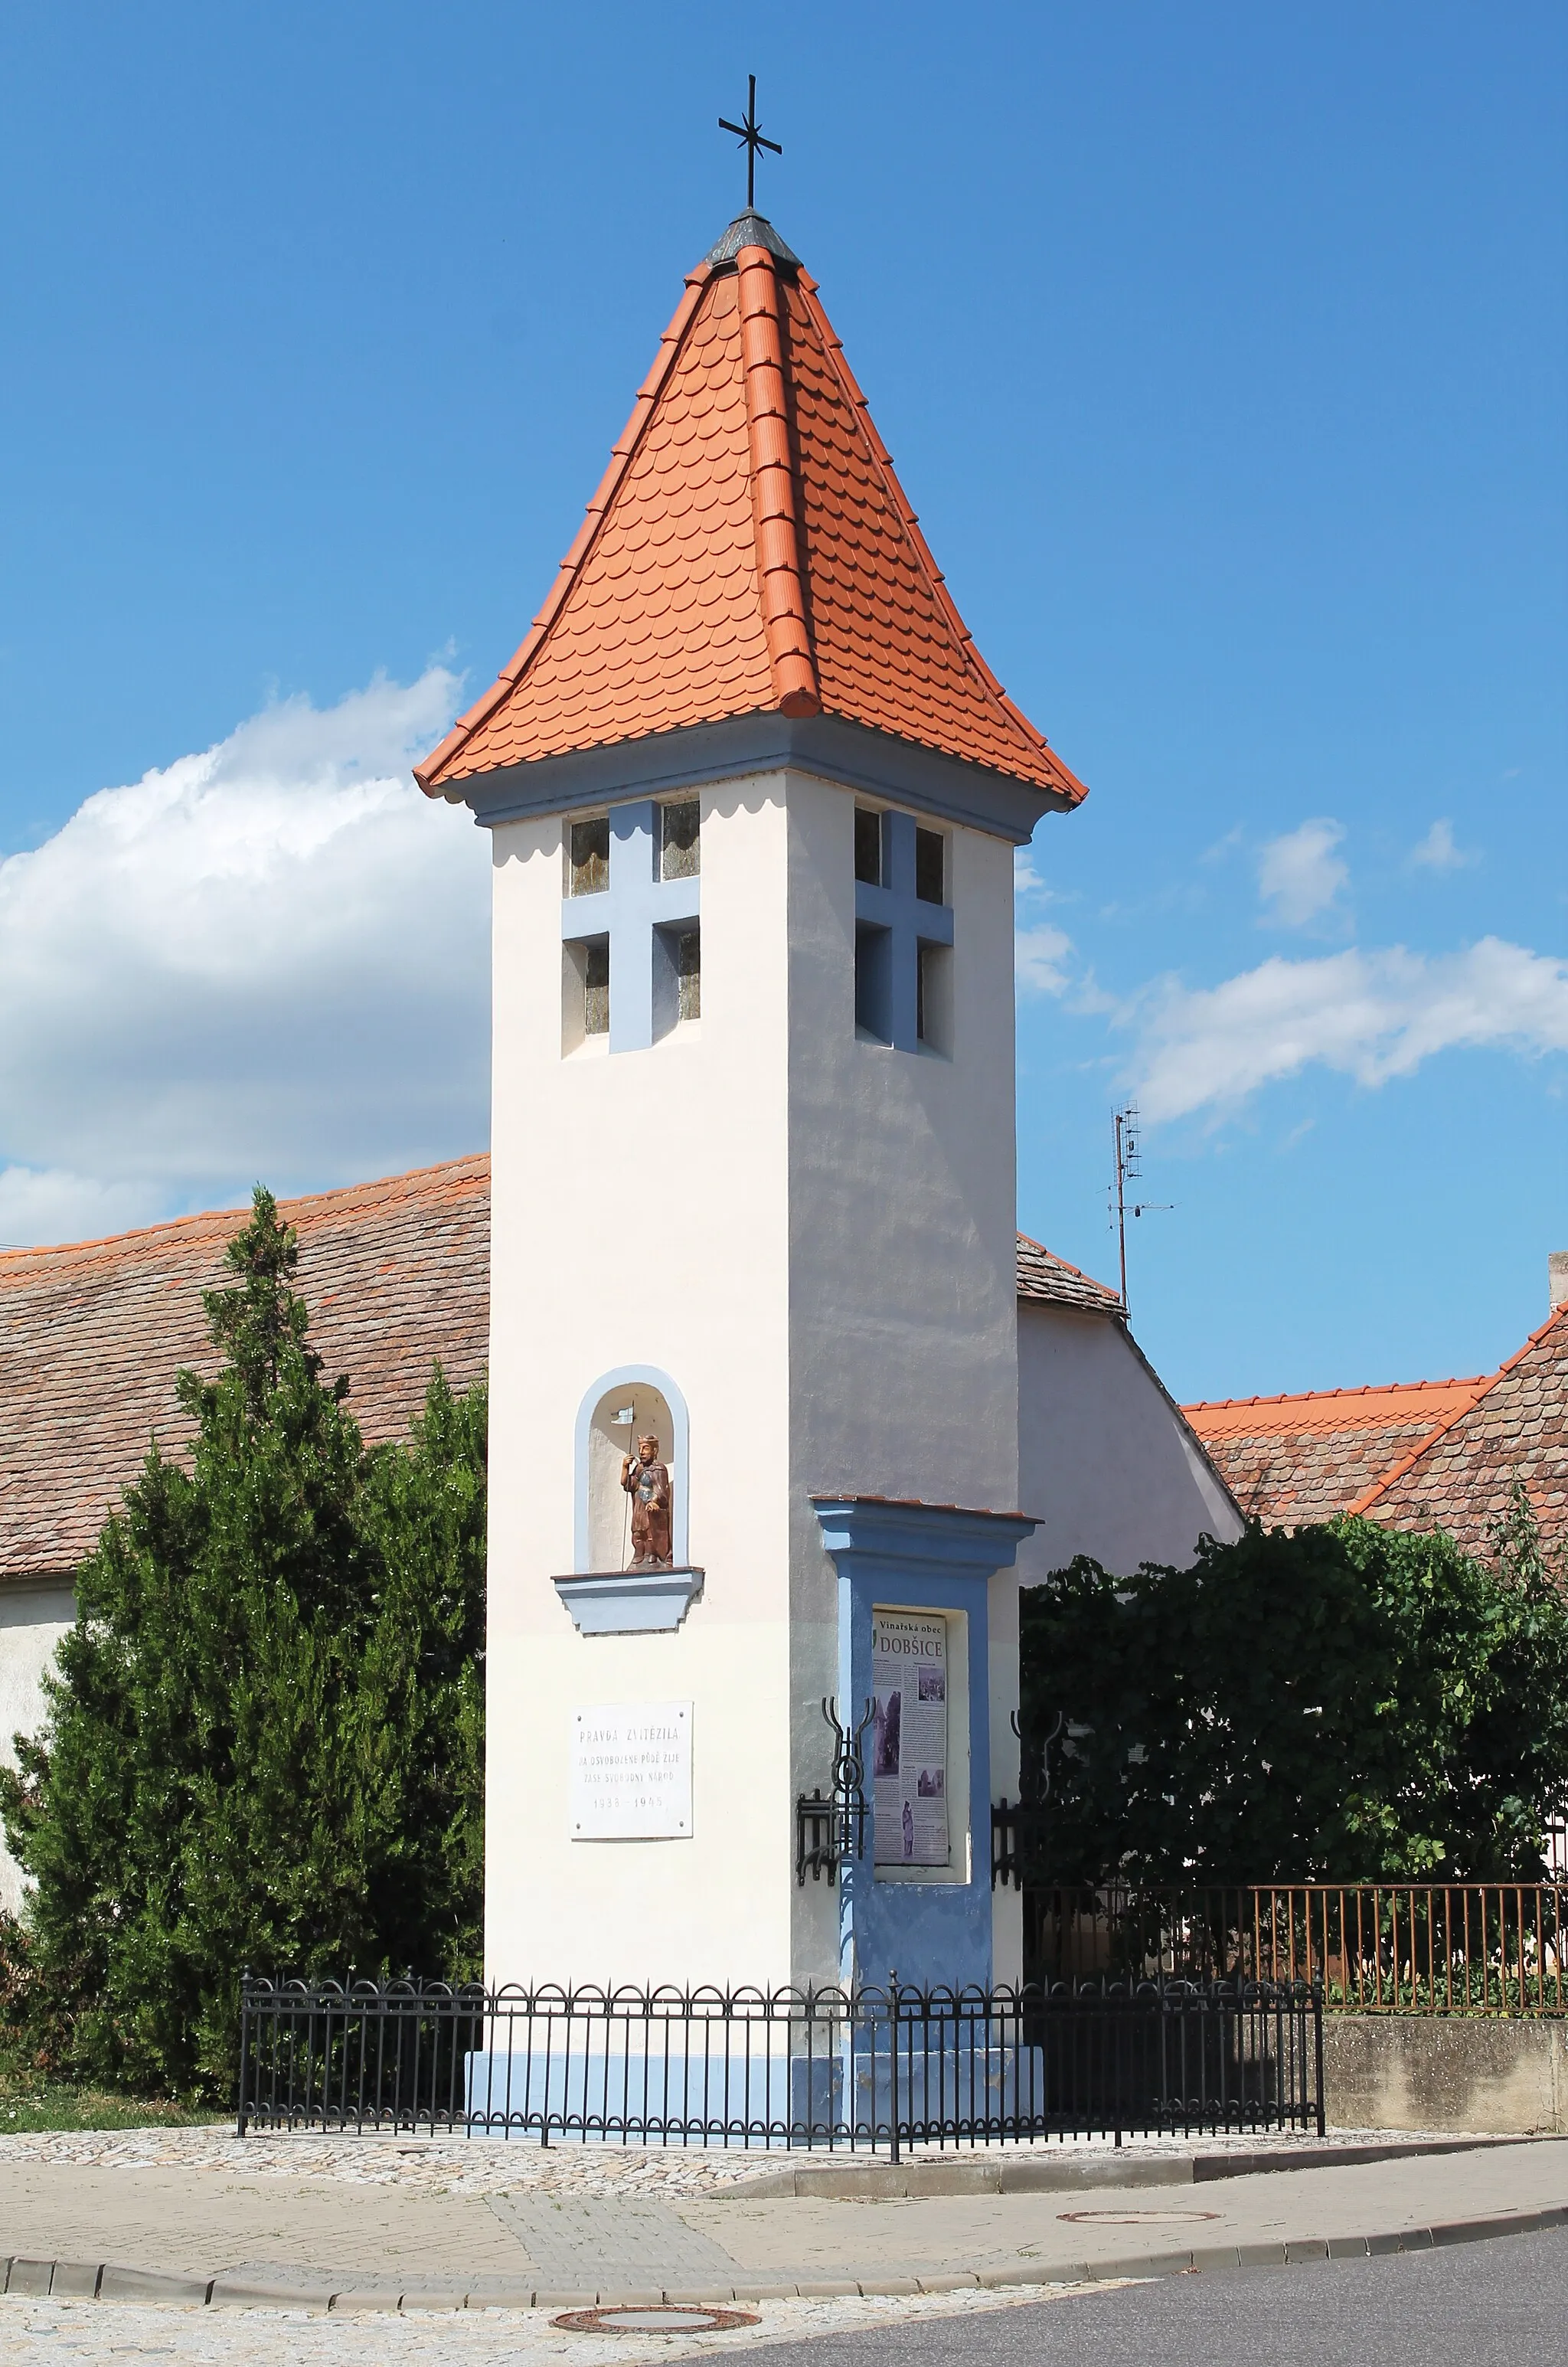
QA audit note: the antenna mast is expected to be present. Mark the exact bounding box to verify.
[1111,1105,1138,1313]
[1109,1102,1173,1318]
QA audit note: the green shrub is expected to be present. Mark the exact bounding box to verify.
[1020,1509,1568,1885]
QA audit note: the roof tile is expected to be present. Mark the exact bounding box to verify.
[1185,1331,1568,1555]
[2,1164,1114,1582]
[0,1159,490,1584]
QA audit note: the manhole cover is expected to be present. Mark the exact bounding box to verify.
[1059,2208,1222,2224]
[552,2305,760,2334]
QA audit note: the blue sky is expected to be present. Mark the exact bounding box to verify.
[0,2,1563,1402]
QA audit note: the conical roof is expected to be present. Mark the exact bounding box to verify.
[416,218,1086,806]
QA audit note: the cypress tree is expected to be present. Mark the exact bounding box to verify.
[0,1188,486,2101]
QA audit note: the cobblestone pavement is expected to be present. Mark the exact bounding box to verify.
[0,2280,1096,2365]
[0,2122,1464,2199]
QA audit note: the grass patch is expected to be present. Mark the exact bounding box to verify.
[0,2078,227,2132]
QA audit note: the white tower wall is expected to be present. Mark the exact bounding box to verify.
[484,766,1024,1993]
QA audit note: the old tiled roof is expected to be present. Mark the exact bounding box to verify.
[1184,1378,1489,1528]
[1,1157,1109,1584]
[1186,1326,1568,1558]
[1015,1234,1125,1317]
[1351,1306,1568,1556]
[416,217,1086,805]
[0,1159,489,1585]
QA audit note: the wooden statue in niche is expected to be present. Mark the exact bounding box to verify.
[620,1434,674,1568]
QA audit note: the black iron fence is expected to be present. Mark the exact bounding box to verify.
[1025,1884,1568,2015]
[237,1972,1322,2147]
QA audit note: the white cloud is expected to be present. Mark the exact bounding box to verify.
[0,669,490,1244]
[1410,819,1476,871]
[0,1168,162,1249]
[1133,938,1568,1123]
[1017,923,1073,996]
[1256,818,1348,927]
[1014,854,1073,996]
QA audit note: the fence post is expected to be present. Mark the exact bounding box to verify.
[888,1973,900,2166]
[1312,1980,1325,2137]
[236,1968,252,2140]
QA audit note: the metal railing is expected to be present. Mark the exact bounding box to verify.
[1025,1884,1568,2015]
[237,1973,1322,2146]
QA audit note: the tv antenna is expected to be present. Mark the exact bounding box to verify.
[1109,1103,1172,1316]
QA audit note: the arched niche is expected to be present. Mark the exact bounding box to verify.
[573,1366,691,1574]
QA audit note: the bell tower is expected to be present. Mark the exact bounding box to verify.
[417,208,1086,1998]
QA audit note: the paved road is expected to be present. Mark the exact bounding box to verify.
[2,2225,1565,2364]
[752,2226,1568,2367]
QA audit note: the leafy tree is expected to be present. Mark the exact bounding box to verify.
[1020,1511,1568,1887]
[0,1188,485,2100]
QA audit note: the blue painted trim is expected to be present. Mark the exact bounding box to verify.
[811,1499,1036,1991]
[449,713,1070,845]
[573,1366,691,1571]
[811,1498,1035,1576]
[854,812,954,1051]
[560,799,701,1054]
[552,1568,705,1634]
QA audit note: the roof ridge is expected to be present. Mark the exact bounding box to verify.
[737,244,819,717]
[0,1154,492,1266]
[1186,1375,1490,1412]
[793,274,1086,806]
[416,267,716,794]
[1347,1300,1568,1520]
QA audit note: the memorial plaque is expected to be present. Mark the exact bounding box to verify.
[871,1612,951,1866]
[570,1702,692,1839]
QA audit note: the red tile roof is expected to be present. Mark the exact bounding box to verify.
[1184,1379,1487,1529]
[1351,1306,1568,1556]
[0,1159,1116,1584]
[1185,1332,1568,1557]
[416,221,1085,805]
[0,1160,489,1585]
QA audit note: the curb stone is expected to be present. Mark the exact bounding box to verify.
[726,2133,1550,2202]
[2,2205,1564,2314]
[210,2276,338,2309]
[97,2266,213,2304]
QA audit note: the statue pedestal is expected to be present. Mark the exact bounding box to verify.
[551,1568,705,1635]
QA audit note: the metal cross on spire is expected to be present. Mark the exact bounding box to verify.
[718,75,782,212]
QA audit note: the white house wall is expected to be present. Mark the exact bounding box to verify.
[1015,1303,1243,1587]
[0,1584,74,1914]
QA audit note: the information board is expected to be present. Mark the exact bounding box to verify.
[871,1611,950,1866]
[570,1702,692,1839]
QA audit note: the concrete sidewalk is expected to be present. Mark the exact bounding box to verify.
[1,2132,1566,2312]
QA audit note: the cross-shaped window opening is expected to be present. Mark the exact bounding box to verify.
[583,942,609,1035]
[853,809,954,1054]
[676,929,701,1022]
[568,816,610,897]
[661,800,701,881]
[854,806,884,885]
[560,798,701,1054]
